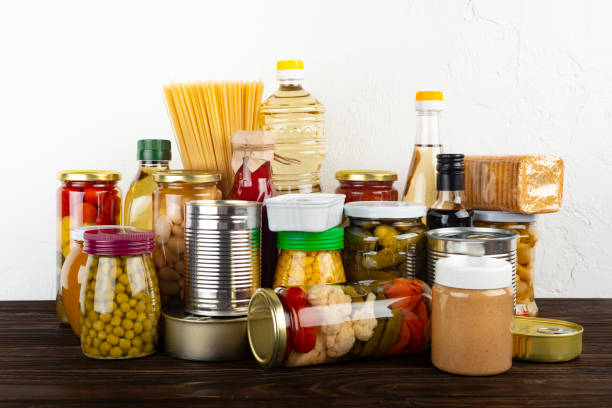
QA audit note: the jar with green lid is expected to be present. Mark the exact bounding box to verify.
[343,201,428,282]
[273,227,345,287]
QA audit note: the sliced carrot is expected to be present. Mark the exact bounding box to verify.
[386,320,411,355]
[389,295,420,312]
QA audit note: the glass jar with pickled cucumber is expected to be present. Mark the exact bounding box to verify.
[152,170,222,308]
[474,211,539,316]
[57,170,122,324]
[273,227,345,287]
[80,227,161,359]
[247,278,432,368]
[343,202,428,282]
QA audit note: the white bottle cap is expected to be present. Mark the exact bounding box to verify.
[435,255,512,290]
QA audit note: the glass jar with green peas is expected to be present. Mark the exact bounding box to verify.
[80,227,161,359]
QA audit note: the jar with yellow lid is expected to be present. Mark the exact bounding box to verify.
[474,211,539,316]
[56,170,121,323]
[273,227,345,287]
[80,227,161,359]
[335,170,398,203]
[152,170,222,307]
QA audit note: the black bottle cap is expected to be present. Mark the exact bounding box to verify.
[436,153,465,191]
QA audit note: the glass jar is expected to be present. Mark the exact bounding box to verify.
[152,170,222,308]
[57,170,121,323]
[474,211,538,316]
[80,227,161,359]
[343,202,428,282]
[335,170,398,203]
[273,227,346,287]
[61,226,134,335]
[247,278,431,368]
[431,256,513,376]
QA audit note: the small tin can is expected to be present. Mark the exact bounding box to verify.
[512,316,583,362]
[164,308,251,361]
[427,227,518,300]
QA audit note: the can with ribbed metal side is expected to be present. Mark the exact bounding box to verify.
[512,316,583,362]
[426,227,518,300]
[184,200,262,317]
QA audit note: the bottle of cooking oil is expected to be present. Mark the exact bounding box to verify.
[260,60,326,194]
[403,91,444,208]
[124,139,171,230]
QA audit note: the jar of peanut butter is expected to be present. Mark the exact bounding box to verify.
[431,255,513,376]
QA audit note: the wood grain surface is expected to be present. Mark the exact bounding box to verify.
[0,299,610,407]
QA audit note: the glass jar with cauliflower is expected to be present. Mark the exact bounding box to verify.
[152,171,222,308]
[247,278,431,368]
[474,211,539,316]
[343,202,428,282]
[273,227,346,287]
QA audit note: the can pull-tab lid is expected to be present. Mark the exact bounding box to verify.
[538,327,576,335]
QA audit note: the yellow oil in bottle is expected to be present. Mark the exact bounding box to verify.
[403,144,443,208]
[260,60,325,194]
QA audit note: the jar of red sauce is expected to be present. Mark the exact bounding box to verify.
[335,170,398,203]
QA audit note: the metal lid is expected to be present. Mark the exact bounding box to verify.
[512,316,583,363]
[335,170,397,182]
[344,201,426,219]
[58,170,121,181]
[153,170,221,183]
[512,316,583,338]
[83,227,155,255]
[474,211,538,223]
[427,227,517,256]
[247,288,287,368]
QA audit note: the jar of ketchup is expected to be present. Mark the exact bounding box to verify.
[335,170,398,203]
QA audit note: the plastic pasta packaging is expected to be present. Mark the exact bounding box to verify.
[464,155,564,214]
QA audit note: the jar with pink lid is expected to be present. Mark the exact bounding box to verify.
[80,227,161,359]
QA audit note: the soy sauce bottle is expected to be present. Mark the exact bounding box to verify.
[426,154,473,229]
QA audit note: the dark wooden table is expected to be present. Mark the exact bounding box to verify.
[0,299,610,407]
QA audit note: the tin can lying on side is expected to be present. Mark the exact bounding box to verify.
[512,316,583,362]
[164,308,251,361]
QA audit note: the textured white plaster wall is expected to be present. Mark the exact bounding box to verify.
[1,0,610,300]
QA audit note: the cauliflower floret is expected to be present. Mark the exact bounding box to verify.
[284,332,326,367]
[307,285,352,316]
[326,321,355,357]
[351,292,378,341]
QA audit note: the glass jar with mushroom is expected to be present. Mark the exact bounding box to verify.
[152,171,222,308]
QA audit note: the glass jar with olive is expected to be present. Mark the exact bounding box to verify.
[343,202,428,282]
[80,227,161,359]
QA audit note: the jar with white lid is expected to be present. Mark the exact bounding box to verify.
[431,255,513,376]
[474,211,538,316]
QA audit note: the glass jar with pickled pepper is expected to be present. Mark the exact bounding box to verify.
[80,227,161,359]
[247,278,431,368]
[335,170,398,203]
[474,211,539,316]
[152,170,222,308]
[273,227,346,288]
[57,170,121,324]
[343,201,428,282]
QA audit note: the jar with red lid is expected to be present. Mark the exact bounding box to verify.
[56,170,121,324]
[80,227,161,359]
[335,170,398,203]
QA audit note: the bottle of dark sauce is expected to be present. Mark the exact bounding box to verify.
[426,153,473,229]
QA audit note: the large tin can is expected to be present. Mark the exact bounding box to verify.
[184,200,262,317]
[426,227,518,296]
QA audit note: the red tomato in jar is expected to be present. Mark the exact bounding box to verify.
[60,188,81,217]
[95,213,112,225]
[81,202,98,223]
[83,187,103,206]
[289,305,317,353]
[101,193,120,217]
[285,286,308,309]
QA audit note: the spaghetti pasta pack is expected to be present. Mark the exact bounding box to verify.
[464,155,564,214]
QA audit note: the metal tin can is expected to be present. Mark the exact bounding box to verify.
[426,227,518,296]
[512,316,583,362]
[164,308,251,361]
[184,200,262,317]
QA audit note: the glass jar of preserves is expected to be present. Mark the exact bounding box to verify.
[61,226,135,335]
[247,278,431,368]
[273,227,346,287]
[152,170,222,308]
[80,227,161,359]
[474,211,539,316]
[343,202,428,282]
[335,170,398,203]
[431,256,513,376]
[57,170,121,324]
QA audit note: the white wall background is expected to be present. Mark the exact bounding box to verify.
[1,0,611,300]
